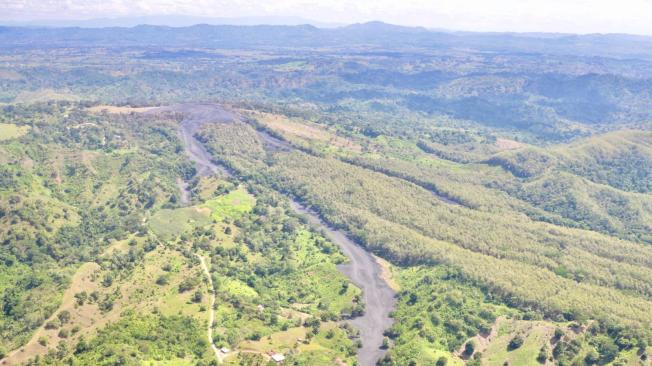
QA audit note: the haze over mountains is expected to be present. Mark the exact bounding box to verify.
[0,15,344,29]
[1,10,652,366]
[3,21,652,61]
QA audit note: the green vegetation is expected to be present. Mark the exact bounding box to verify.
[58,313,210,365]
[150,206,212,238]
[197,104,652,365]
[202,187,255,221]
[3,26,652,366]
[201,187,359,364]
[0,103,189,351]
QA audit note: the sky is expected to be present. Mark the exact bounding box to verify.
[2,0,652,35]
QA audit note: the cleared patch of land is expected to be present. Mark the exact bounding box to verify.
[2,262,103,365]
[495,137,523,150]
[149,206,212,238]
[87,105,156,114]
[3,242,209,365]
[13,89,79,103]
[0,69,22,80]
[0,123,30,141]
[202,187,255,221]
[243,110,362,152]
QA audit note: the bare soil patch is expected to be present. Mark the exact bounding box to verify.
[87,105,156,114]
[495,138,523,150]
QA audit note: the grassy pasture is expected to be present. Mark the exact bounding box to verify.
[149,206,212,238]
[202,187,255,221]
[13,89,80,103]
[481,318,560,366]
[244,109,363,153]
[0,123,30,141]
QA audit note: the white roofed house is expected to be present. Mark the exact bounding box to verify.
[271,353,285,363]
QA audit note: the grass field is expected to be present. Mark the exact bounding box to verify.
[202,187,255,221]
[141,359,194,366]
[480,318,561,366]
[0,123,30,141]
[13,89,80,103]
[243,110,363,153]
[149,206,212,238]
[239,326,307,353]
[87,105,155,114]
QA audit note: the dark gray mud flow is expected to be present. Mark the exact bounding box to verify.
[150,103,233,177]
[289,201,396,366]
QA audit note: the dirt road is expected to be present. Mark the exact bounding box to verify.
[196,254,223,363]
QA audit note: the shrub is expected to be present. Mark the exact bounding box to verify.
[57,310,71,324]
[537,346,548,363]
[178,277,198,293]
[101,273,113,287]
[191,290,203,303]
[155,275,169,285]
[45,319,61,329]
[508,335,524,351]
[436,356,448,366]
[74,291,88,306]
[464,340,476,355]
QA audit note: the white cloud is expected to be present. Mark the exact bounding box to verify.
[1,0,652,35]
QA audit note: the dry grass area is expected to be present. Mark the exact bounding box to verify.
[495,138,523,150]
[0,123,30,141]
[374,255,401,292]
[457,317,581,366]
[0,69,22,80]
[3,243,209,365]
[87,105,156,114]
[3,262,104,365]
[239,326,308,354]
[13,89,79,103]
[243,110,362,152]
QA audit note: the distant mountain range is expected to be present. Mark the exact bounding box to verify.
[1,21,652,61]
[0,15,344,29]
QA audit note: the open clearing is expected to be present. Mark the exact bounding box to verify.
[2,262,103,365]
[87,105,156,114]
[459,317,577,366]
[202,187,255,221]
[0,123,30,141]
[244,110,363,152]
[495,138,523,150]
[3,243,208,365]
[13,89,80,103]
[149,206,212,238]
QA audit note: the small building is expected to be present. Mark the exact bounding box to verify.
[220,347,230,354]
[257,304,265,312]
[271,353,285,362]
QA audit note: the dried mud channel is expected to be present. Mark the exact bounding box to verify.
[164,103,396,366]
[289,202,397,366]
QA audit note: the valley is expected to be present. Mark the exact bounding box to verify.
[169,102,397,365]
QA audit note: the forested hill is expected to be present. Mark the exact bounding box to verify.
[3,22,652,59]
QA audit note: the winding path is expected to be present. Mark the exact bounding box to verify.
[196,254,222,363]
[165,103,396,366]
